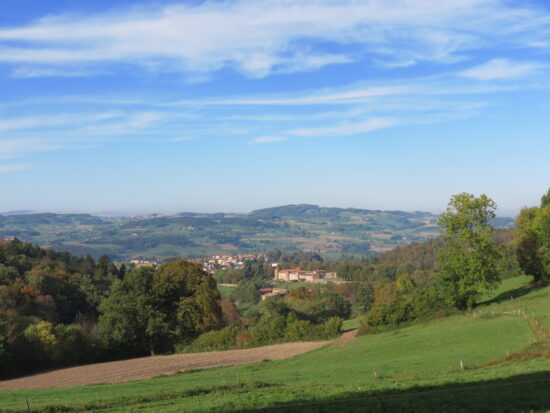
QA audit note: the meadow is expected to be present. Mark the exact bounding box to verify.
[1,275,549,412]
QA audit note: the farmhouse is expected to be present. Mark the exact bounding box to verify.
[274,268,337,283]
[260,288,288,301]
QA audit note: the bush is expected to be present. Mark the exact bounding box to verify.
[284,313,312,340]
[183,325,241,352]
[250,315,287,344]
[320,316,343,338]
[235,332,255,349]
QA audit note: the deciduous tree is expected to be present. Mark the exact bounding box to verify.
[436,193,502,310]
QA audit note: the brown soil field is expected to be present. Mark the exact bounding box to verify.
[0,340,330,391]
[338,329,358,346]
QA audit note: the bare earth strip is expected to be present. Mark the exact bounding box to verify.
[0,341,329,391]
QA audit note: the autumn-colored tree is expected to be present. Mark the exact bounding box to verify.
[154,260,223,337]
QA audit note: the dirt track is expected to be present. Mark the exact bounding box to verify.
[0,340,330,391]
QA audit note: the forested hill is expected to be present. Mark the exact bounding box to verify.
[0,205,514,261]
[249,204,434,219]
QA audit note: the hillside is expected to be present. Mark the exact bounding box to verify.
[1,275,549,412]
[0,205,514,260]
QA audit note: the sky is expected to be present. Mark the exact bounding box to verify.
[0,0,549,216]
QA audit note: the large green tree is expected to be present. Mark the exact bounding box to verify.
[99,260,222,356]
[436,193,502,310]
[99,267,168,356]
[153,260,223,338]
[515,188,550,284]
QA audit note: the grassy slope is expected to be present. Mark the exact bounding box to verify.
[341,318,360,331]
[216,285,236,301]
[2,276,550,412]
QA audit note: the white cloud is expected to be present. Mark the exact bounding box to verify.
[0,139,61,156]
[0,112,121,132]
[251,136,288,144]
[250,117,396,143]
[0,0,548,77]
[209,85,410,106]
[290,118,395,137]
[11,66,106,78]
[461,59,544,80]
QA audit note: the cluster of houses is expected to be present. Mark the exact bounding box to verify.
[274,268,337,283]
[129,258,158,267]
[202,253,267,273]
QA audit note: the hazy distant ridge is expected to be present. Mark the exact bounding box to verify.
[0,204,514,260]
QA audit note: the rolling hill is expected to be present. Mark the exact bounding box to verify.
[0,205,514,260]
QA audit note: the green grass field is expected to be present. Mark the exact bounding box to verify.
[341,318,359,330]
[2,275,550,412]
[216,285,236,301]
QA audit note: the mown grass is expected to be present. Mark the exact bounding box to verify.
[2,276,550,412]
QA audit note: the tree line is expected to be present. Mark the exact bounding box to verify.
[0,243,221,378]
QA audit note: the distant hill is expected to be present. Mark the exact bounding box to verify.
[0,209,35,216]
[250,204,433,220]
[0,205,514,260]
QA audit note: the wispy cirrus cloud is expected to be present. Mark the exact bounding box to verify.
[290,118,395,137]
[11,66,107,79]
[1,53,546,155]
[460,58,545,80]
[251,117,395,143]
[251,136,288,144]
[0,1,549,78]
[0,111,121,132]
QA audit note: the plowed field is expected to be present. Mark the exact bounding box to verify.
[0,340,329,390]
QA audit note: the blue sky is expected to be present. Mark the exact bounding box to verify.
[0,0,549,216]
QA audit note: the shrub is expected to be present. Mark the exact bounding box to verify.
[250,315,287,344]
[184,324,241,352]
[235,332,255,349]
[284,313,312,340]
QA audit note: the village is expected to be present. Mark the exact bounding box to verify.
[127,253,344,302]
[201,253,268,273]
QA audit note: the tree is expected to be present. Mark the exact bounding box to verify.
[541,188,550,208]
[99,267,168,356]
[436,193,502,310]
[153,260,222,339]
[515,189,550,284]
[100,260,224,356]
[355,282,375,314]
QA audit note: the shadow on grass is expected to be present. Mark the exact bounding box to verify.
[236,370,550,413]
[481,285,537,306]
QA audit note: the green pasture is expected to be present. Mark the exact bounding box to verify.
[342,318,359,331]
[216,285,237,300]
